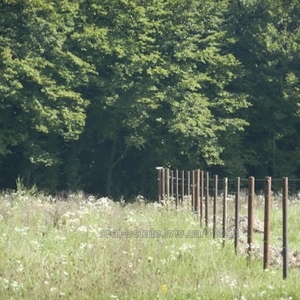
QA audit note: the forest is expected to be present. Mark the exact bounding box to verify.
[1,0,300,198]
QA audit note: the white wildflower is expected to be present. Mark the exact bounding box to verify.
[77,225,88,232]
[229,279,237,289]
[14,226,30,235]
[126,217,137,223]
[11,280,23,291]
[98,197,111,207]
[55,235,66,241]
[179,243,195,253]
[31,240,41,248]
[63,211,76,218]
[79,243,93,250]
[16,261,24,272]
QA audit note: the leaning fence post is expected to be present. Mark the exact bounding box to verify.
[282,177,288,279]
[213,175,218,239]
[222,177,228,247]
[234,177,240,254]
[247,176,255,263]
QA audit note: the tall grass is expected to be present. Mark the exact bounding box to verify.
[0,190,299,299]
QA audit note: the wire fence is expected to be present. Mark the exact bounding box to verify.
[156,167,296,280]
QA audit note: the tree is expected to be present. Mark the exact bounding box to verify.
[226,0,300,179]
[71,0,249,196]
[0,0,93,190]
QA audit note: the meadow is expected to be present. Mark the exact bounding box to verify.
[0,188,300,299]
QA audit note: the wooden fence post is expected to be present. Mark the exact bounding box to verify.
[213,175,218,239]
[263,176,272,270]
[205,172,209,228]
[200,171,204,225]
[170,170,174,201]
[181,170,185,203]
[222,177,228,247]
[192,170,195,212]
[176,170,179,208]
[166,168,170,200]
[187,171,191,199]
[282,177,288,279]
[162,168,166,201]
[196,169,200,221]
[234,177,240,254]
[263,177,272,270]
[156,167,161,202]
[248,176,255,263]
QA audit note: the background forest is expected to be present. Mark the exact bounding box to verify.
[1,0,300,198]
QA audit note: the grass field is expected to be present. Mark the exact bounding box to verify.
[0,189,300,299]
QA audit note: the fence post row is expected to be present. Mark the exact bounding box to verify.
[156,168,289,279]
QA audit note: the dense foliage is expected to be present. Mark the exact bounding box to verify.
[1,0,300,198]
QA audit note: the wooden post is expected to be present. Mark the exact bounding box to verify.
[213,175,218,239]
[170,170,174,201]
[192,170,195,212]
[181,170,185,203]
[157,167,162,201]
[176,170,179,208]
[234,177,240,254]
[187,171,191,199]
[200,171,204,224]
[222,177,228,247]
[263,176,272,270]
[166,168,170,200]
[162,168,166,201]
[282,177,288,279]
[196,169,200,221]
[248,176,255,263]
[205,172,209,228]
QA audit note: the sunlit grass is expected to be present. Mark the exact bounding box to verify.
[0,190,299,299]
